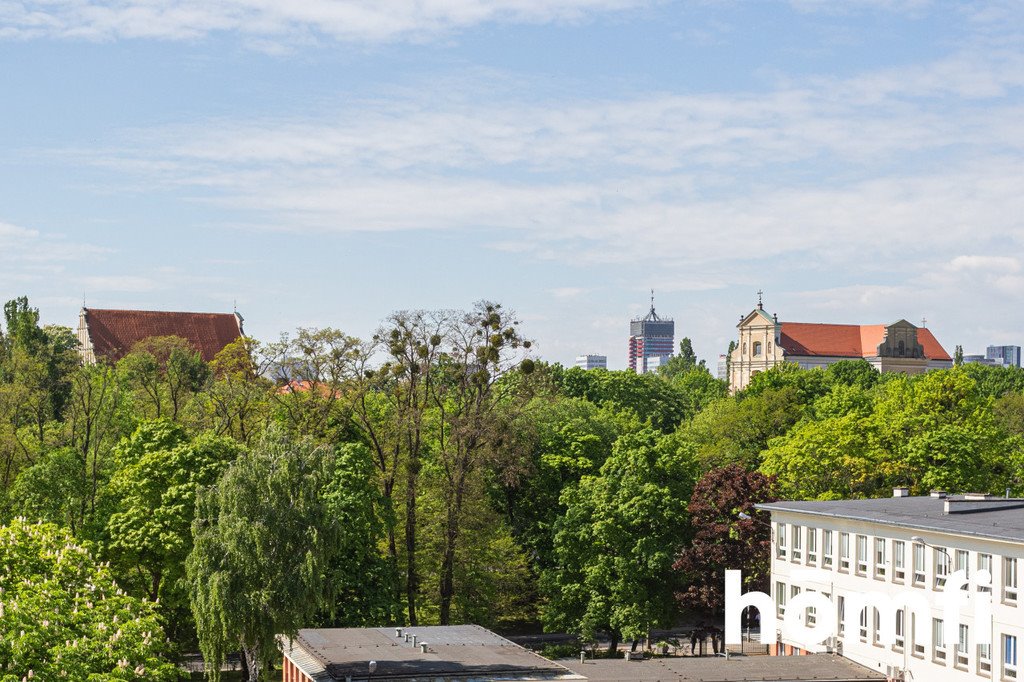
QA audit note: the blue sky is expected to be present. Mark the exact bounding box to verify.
[1,0,1022,369]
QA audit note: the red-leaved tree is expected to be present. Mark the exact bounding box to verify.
[674,464,778,614]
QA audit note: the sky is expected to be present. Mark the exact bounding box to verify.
[1,0,1023,369]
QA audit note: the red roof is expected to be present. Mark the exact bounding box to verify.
[779,322,951,361]
[83,308,243,362]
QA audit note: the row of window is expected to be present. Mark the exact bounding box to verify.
[775,523,1019,604]
[773,580,1020,680]
[741,339,771,357]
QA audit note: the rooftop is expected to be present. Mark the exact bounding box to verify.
[778,322,951,361]
[283,625,582,681]
[557,653,882,681]
[81,307,243,362]
[758,495,1024,544]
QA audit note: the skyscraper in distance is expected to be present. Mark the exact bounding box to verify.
[628,291,674,373]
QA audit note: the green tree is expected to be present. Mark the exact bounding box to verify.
[202,337,272,445]
[0,518,180,680]
[657,337,703,380]
[954,344,964,367]
[119,336,210,422]
[188,428,354,681]
[542,429,696,652]
[553,366,689,432]
[105,423,244,641]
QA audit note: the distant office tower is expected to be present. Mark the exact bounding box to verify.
[717,354,728,381]
[987,345,1022,367]
[575,354,607,370]
[628,292,674,373]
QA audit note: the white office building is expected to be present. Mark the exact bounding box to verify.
[759,492,1024,682]
[574,354,607,370]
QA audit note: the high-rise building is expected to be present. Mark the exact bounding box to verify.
[575,354,607,370]
[628,292,674,373]
[987,345,1022,367]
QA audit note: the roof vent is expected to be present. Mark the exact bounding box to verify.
[420,643,429,654]
[964,493,993,501]
[893,487,910,498]
[395,628,403,638]
[930,490,947,499]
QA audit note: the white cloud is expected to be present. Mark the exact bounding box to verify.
[0,0,649,43]
[949,255,1020,273]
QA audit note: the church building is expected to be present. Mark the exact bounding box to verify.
[729,298,952,392]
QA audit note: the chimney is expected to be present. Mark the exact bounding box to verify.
[893,487,910,498]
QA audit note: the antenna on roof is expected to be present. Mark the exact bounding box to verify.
[233,299,237,314]
[650,288,655,312]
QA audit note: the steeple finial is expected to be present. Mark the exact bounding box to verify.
[757,289,764,310]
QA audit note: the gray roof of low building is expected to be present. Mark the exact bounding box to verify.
[757,496,1024,544]
[557,653,883,681]
[284,625,583,681]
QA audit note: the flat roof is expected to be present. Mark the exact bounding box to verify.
[557,654,883,681]
[758,496,1024,544]
[284,625,583,681]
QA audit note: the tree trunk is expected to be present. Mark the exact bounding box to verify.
[607,631,620,657]
[405,443,420,625]
[241,644,260,682]
[438,473,465,625]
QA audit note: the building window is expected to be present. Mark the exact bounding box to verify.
[893,540,906,582]
[913,542,925,586]
[1004,634,1018,680]
[981,641,993,675]
[837,595,845,636]
[742,342,747,355]
[840,532,850,571]
[957,624,969,668]
[1004,557,1018,604]
[956,549,969,591]
[912,614,924,657]
[872,609,881,646]
[753,341,763,356]
[858,608,868,642]
[807,527,817,564]
[980,553,993,594]
[823,530,833,568]
[894,609,905,652]
[874,538,886,578]
[775,580,786,617]
[935,548,950,589]
[856,535,868,575]
[933,618,946,663]
[792,525,802,562]
[776,523,787,559]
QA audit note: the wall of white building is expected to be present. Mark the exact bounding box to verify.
[766,510,1023,682]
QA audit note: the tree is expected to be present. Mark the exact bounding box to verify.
[954,344,964,367]
[105,423,244,641]
[202,337,272,445]
[266,327,361,442]
[350,309,450,625]
[119,336,210,422]
[657,337,703,380]
[542,429,696,652]
[188,428,350,681]
[674,465,777,613]
[428,301,535,624]
[553,366,689,432]
[0,518,180,680]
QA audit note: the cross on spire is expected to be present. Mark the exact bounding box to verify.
[757,289,764,310]
[921,317,927,328]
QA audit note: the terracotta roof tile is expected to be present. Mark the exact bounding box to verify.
[779,322,951,361]
[84,308,242,362]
